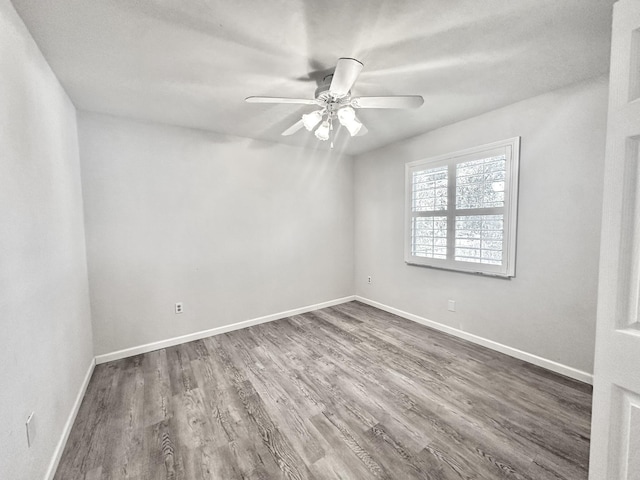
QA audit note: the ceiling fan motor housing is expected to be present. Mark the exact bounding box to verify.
[315,74,350,103]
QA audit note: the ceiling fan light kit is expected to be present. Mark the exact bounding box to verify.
[245,57,424,146]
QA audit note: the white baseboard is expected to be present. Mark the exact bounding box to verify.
[45,357,96,480]
[355,296,593,385]
[95,294,593,384]
[95,296,357,364]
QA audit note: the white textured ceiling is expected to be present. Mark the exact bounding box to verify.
[11,0,614,155]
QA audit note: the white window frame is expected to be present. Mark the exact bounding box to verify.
[404,137,520,277]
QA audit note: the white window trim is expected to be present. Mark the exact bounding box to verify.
[404,137,520,277]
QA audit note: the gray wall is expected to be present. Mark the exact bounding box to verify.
[78,112,355,356]
[354,76,608,375]
[0,2,94,479]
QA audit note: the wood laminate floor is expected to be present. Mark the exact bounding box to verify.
[54,301,592,480]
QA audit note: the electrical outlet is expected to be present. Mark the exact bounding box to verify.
[26,412,35,447]
[367,276,372,284]
[448,300,456,312]
[175,302,183,314]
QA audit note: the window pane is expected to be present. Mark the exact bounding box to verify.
[455,215,503,265]
[412,216,447,259]
[456,155,506,209]
[412,166,448,212]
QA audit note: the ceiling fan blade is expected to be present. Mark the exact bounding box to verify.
[281,119,305,136]
[351,95,424,109]
[246,96,319,105]
[329,58,364,97]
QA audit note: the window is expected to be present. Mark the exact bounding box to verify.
[405,137,520,277]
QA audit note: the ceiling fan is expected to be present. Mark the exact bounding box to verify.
[245,58,424,146]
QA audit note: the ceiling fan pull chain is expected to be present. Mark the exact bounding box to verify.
[330,116,334,149]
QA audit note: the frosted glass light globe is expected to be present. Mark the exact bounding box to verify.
[302,110,323,131]
[315,121,330,141]
[337,106,356,123]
